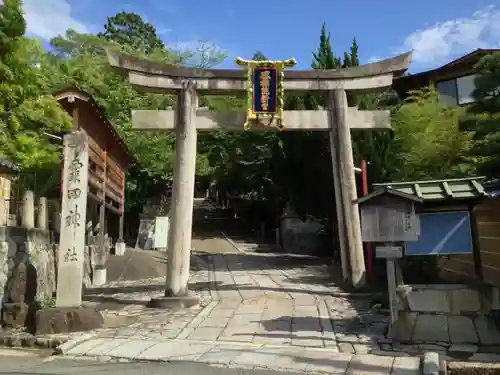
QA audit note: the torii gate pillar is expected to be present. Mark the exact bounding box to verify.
[165,80,198,297]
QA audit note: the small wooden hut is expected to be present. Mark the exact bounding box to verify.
[54,88,134,245]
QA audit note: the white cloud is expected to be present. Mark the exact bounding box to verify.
[368,5,500,69]
[23,0,89,40]
[399,5,500,66]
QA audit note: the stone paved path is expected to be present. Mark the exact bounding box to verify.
[189,252,389,353]
[58,250,423,374]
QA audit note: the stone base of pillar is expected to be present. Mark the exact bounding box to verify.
[115,241,126,256]
[93,267,106,286]
[147,294,200,309]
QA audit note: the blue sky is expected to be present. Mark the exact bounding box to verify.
[24,0,500,72]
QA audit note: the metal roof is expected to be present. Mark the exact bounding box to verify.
[358,186,423,205]
[373,177,487,201]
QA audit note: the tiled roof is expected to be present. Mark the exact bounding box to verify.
[373,177,487,201]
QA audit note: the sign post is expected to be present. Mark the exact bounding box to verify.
[375,245,404,333]
[56,131,89,307]
[358,187,422,337]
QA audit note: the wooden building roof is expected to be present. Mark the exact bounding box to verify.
[392,49,500,96]
[373,177,487,202]
[53,87,135,167]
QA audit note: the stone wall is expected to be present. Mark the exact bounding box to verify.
[0,227,99,320]
[0,227,56,306]
[393,284,500,348]
[0,189,112,325]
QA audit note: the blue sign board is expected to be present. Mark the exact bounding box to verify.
[405,211,473,256]
[252,67,278,114]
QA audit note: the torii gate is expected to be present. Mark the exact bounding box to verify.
[106,50,411,303]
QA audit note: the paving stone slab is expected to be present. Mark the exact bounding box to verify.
[346,354,395,375]
[106,339,157,359]
[391,356,421,375]
[232,347,308,371]
[85,338,128,356]
[187,327,223,341]
[137,341,214,361]
[66,338,109,356]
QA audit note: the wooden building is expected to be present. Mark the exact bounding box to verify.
[54,88,134,245]
[393,48,500,106]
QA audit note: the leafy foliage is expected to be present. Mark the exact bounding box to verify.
[460,52,500,178]
[389,87,473,180]
[0,0,72,173]
[98,12,165,54]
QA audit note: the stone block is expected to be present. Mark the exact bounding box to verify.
[391,356,421,375]
[447,344,478,359]
[407,289,450,313]
[391,311,417,342]
[422,352,440,375]
[451,288,481,313]
[114,241,126,256]
[413,314,449,343]
[34,306,104,335]
[346,354,394,375]
[1,302,28,328]
[92,267,106,286]
[449,316,478,344]
[475,316,500,345]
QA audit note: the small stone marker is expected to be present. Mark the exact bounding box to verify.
[11,262,27,304]
[55,131,89,307]
[2,263,28,328]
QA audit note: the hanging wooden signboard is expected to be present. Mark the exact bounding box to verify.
[236,57,296,130]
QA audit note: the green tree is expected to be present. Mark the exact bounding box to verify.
[252,51,268,61]
[350,38,360,66]
[97,12,165,55]
[389,86,474,180]
[46,19,229,216]
[312,23,342,69]
[460,52,500,178]
[0,0,72,173]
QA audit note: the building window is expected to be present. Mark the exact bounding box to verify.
[456,74,477,105]
[436,79,458,106]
